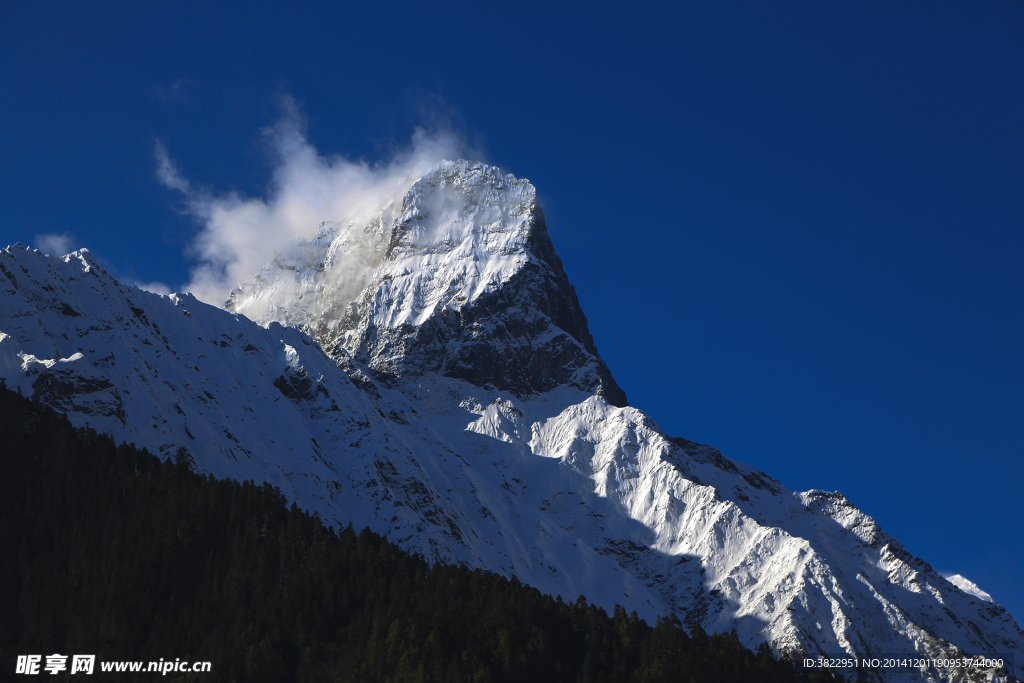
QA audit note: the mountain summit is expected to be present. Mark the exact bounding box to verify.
[1,161,1021,682]
[226,160,626,406]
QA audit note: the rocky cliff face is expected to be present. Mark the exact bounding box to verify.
[2,161,1021,683]
[227,161,626,406]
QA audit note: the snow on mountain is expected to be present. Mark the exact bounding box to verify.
[947,575,995,604]
[2,161,1021,682]
[227,161,625,406]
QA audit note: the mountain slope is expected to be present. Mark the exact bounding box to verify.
[1,161,1021,682]
[0,385,849,683]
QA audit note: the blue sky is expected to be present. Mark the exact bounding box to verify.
[2,2,1022,623]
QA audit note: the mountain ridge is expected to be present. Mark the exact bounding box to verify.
[1,160,1021,683]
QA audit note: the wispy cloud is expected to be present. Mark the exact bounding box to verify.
[155,142,191,193]
[34,232,76,256]
[156,95,476,307]
[151,77,196,102]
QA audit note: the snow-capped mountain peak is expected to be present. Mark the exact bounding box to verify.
[2,162,1022,682]
[228,159,626,406]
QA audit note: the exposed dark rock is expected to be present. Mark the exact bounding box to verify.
[355,207,627,406]
[31,370,126,425]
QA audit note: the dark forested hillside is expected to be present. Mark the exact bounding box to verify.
[0,386,849,682]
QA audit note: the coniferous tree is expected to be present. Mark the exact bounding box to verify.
[0,386,853,682]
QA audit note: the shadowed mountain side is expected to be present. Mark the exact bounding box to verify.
[359,204,627,406]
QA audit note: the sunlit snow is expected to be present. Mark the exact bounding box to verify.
[2,162,1021,683]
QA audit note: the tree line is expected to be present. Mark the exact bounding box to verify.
[0,385,851,682]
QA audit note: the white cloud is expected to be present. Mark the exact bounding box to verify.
[156,96,474,306]
[152,77,195,102]
[35,232,75,256]
[155,142,191,193]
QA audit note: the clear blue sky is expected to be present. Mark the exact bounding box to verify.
[2,2,1022,623]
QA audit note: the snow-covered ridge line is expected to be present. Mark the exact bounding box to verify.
[947,575,995,604]
[2,160,1022,682]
